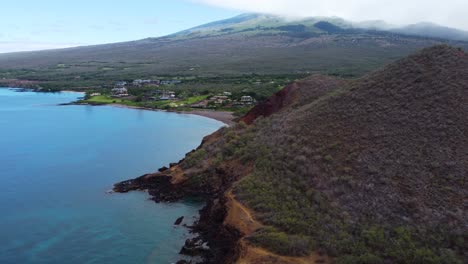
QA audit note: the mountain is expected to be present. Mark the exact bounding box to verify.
[1,14,467,87]
[176,14,468,41]
[115,45,467,263]
[391,22,468,41]
[172,13,352,37]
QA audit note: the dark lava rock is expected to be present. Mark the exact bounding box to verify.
[174,216,184,225]
[180,237,209,256]
[158,166,169,172]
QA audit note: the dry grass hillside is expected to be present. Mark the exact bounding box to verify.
[233,45,467,263]
[115,45,467,263]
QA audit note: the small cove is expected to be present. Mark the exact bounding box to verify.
[0,88,224,264]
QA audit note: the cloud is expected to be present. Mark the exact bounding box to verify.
[193,0,468,30]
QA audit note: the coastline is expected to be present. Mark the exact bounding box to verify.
[4,87,235,126]
[113,129,244,264]
[171,109,236,127]
[1,89,213,263]
[68,101,239,262]
[70,102,236,126]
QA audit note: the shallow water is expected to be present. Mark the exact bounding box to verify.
[0,88,224,264]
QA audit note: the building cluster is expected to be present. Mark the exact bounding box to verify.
[154,90,176,100]
[100,80,256,107]
[111,87,128,97]
[109,79,182,98]
[132,79,159,86]
[131,79,181,87]
[210,95,230,105]
[239,96,255,105]
[191,92,256,108]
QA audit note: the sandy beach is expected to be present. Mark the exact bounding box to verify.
[175,109,236,126]
[105,104,236,126]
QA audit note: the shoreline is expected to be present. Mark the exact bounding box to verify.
[4,87,235,126]
[70,102,236,126]
[68,100,240,262]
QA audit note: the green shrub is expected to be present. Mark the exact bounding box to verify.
[324,154,333,162]
[183,149,207,168]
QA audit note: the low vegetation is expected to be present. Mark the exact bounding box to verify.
[175,46,467,263]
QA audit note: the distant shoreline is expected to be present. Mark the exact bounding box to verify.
[2,88,234,126]
[68,102,236,126]
[110,103,236,126]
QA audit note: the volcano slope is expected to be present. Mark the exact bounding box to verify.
[115,45,467,263]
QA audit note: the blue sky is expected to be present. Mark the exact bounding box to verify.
[0,0,239,53]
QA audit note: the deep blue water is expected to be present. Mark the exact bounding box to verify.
[0,88,224,264]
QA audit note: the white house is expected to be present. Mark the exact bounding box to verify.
[111,87,128,97]
[241,96,255,104]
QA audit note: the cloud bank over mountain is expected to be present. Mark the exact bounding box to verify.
[194,0,468,30]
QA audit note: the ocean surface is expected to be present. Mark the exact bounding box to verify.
[0,88,224,264]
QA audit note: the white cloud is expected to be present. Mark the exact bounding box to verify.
[194,0,468,30]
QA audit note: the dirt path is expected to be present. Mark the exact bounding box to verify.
[224,191,331,264]
[224,191,262,235]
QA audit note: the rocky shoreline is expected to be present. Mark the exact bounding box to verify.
[113,134,242,263]
[114,170,242,264]
[111,77,301,264]
[65,98,241,262]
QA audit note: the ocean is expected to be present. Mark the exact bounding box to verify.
[0,88,224,263]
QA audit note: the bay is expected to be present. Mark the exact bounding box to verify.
[0,88,223,264]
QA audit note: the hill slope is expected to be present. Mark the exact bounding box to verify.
[235,44,467,260]
[1,14,467,84]
[391,22,468,41]
[115,45,467,263]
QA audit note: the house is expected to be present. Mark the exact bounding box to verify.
[111,87,128,97]
[241,96,255,104]
[223,92,232,96]
[115,81,127,87]
[210,95,230,104]
[191,101,208,108]
[160,91,176,100]
[132,79,154,86]
[90,93,101,97]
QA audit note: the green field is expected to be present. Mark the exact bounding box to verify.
[81,94,211,109]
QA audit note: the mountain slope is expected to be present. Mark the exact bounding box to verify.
[391,22,468,41]
[236,45,467,263]
[115,45,467,263]
[1,14,467,83]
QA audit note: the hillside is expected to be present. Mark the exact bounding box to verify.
[390,22,468,42]
[1,14,468,87]
[115,45,467,263]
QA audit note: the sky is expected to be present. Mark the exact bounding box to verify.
[2,0,468,53]
[0,0,239,53]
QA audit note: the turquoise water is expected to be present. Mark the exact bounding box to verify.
[0,88,224,264]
